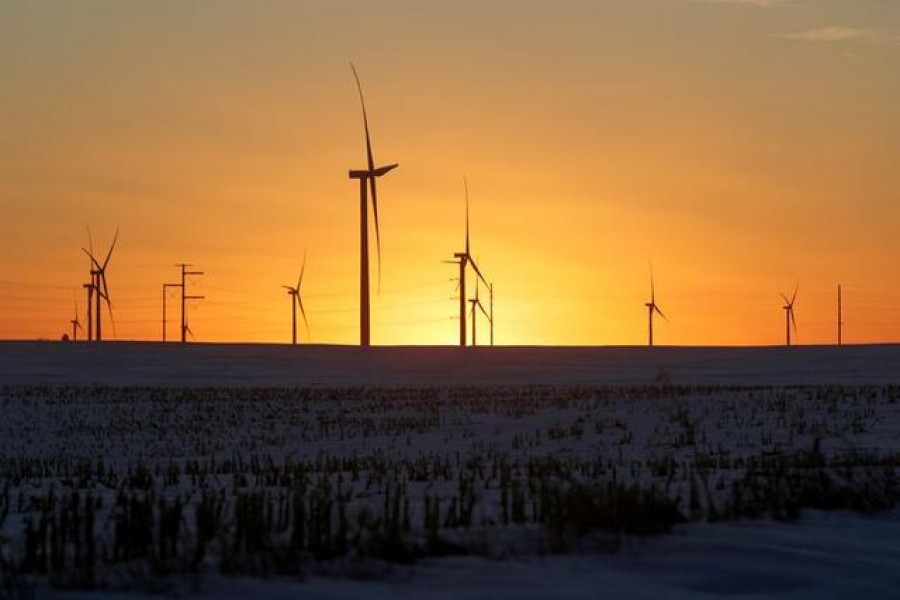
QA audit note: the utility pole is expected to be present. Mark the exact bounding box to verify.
[162,282,181,342]
[176,264,205,343]
[838,284,843,346]
[489,283,494,347]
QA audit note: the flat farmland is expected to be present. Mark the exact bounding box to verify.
[1,343,899,598]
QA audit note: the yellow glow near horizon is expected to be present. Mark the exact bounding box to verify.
[1,2,899,346]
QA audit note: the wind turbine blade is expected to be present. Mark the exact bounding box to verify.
[650,261,655,305]
[103,288,116,338]
[298,250,307,290]
[370,177,382,292]
[477,300,490,320]
[464,177,470,257]
[468,257,488,288]
[791,283,799,305]
[297,294,310,337]
[350,63,375,173]
[82,248,102,270]
[780,293,790,305]
[790,308,797,335]
[87,226,94,258]
[371,164,397,177]
[107,305,117,338]
[100,272,111,307]
[102,227,119,269]
[655,305,668,322]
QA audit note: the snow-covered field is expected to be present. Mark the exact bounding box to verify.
[1,341,899,386]
[45,513,900,600]
[1,342,899,598]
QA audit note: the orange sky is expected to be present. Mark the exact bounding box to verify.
[1,1,898,346]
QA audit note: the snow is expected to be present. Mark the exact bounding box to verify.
[45,513,900,599]
[2,341,899,599]
[1,341,899,386]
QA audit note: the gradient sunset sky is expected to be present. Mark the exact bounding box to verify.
[1,0,898,346]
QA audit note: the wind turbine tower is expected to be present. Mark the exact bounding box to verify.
[348,64,398,347]
[82,282,94,340]
[283,253,309,345]
[645,264,667,347]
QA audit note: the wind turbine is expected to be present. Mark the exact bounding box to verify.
[781,285,798,347]
[70,299,83,342]
[82,228,118,341]
[450,178,489,347]
[469,279,490,346]
[348,63,398,347]
[645,264,667,347]
[283,253,310,345]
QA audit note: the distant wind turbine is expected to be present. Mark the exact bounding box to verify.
[645,263,667,347]
[70,299,83,342]
[82,228,118,341]
[448,178,489,347]
[348,63,398,347]
[469,279,490,347]
[283,253,310,345]
[781,285,798,346]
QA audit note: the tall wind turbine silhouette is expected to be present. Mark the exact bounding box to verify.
[450,178,489,347]
[781,285,798,346]
[348,63,397,347]
[283,253,309,345]
[82,228,118,341]
[645,264,667,347]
